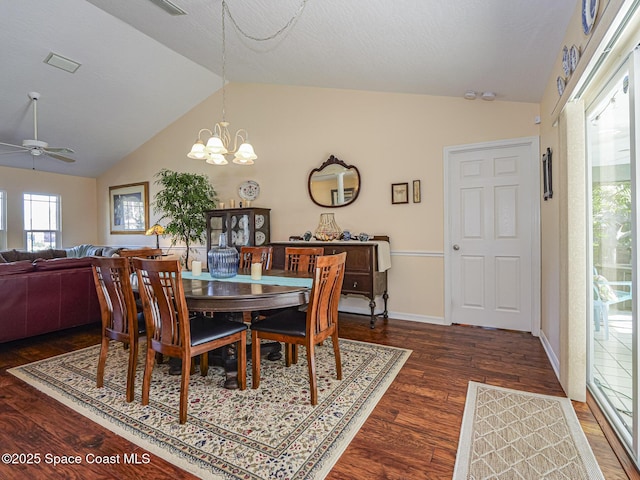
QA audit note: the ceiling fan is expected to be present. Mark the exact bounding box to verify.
[0,92,75,163]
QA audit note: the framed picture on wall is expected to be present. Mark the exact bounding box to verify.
[109,182,149,234]
[391,182,409,204]
[542,147,553,200]
[413,180,421,203]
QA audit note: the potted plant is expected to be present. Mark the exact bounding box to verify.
[153,169,217,267]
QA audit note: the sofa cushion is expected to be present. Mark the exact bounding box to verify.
[65,244,108,257]
[0,260,36,276]
[102,246,124,257]
[0,249,67,262]
[0,249,20,262]
[33,257,94,271]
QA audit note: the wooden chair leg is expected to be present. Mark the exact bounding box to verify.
[125,339,138,403]
[96,336,109,388]
[285,343,292,367]
[200,352,209,376]
[293,344,299,364]
[237,333,247,390]
[141,347,156,406]
[332,331,342,380]
[179,357,191,424]
[307,342,317,405]
[251,330,261,389]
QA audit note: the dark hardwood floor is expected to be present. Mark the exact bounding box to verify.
[0,315,633,479]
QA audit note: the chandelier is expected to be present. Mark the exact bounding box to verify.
[187,0,309,166]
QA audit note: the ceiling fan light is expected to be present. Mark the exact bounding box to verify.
[205,135,227,155]
[187,140,206,159]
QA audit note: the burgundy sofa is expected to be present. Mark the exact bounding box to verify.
[0,246,122,343]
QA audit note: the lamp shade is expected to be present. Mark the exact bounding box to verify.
[206,154,228,165]
[205,135,228,155]
[187,140,206,159]
[145,224,165,236]
[233,142,257,164]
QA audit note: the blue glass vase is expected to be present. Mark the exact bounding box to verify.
[208,233,239,278]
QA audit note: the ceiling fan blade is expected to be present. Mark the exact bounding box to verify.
[0,150,27,156]
[0,141,29,151]
[45,147,75,154]
[46,152,76,163]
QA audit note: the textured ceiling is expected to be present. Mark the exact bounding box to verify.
[0,0,577,177]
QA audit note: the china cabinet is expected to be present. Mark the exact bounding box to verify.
[205,208,271,253]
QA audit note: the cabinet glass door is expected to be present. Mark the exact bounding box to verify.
[209,215,226,246]
[231,214,250,247]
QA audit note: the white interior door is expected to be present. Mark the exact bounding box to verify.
[444,137,540,332]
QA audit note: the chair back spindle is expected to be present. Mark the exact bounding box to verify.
[284,247,324,273]
[239,246,273,270]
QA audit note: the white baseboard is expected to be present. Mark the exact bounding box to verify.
[538,329,560,381]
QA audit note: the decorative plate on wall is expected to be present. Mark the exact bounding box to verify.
[238,180,260,201]
[557,76,566,97]
[569,45,580,72]
[562,46,570,77]
[582,0,598,35]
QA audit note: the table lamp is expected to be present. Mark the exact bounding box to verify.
[145,224,165,249]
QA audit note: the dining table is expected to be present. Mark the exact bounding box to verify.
[180,268,312,314]
[179,268,313,388]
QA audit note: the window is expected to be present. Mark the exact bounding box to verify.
[0,190,6,250]
[23,193,60,251]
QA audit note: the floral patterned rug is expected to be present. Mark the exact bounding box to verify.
[10,338,410,479]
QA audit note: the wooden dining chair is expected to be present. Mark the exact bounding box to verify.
[91,256,140,403]
[239,246,273,270]
[133,258,247,424]
[251,252,346,405]
[239,246,273,322]
[118,247,163,267]
[118,247,163,316]
[284,247,325,273]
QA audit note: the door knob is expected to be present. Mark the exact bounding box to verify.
[453,244,460,251]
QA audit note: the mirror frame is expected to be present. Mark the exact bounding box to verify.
[308,155,361,208]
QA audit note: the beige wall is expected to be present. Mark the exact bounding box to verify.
[538,0,626,399]
[97,83,539,321]
[0,165,97,249]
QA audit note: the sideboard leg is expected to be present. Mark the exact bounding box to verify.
[369,299,376,329]
[382,290,389,319]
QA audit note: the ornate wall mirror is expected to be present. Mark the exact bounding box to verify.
[308,155,360,208]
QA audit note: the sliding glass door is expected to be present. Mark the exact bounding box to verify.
[587,56,636,455]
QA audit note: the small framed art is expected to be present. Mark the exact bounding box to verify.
[412,180,421,203]
[391,182,409,204]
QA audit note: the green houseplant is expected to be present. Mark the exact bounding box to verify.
[153,169,217,267]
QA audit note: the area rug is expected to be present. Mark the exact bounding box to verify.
[9,338,410,479]
[453,381,604,479]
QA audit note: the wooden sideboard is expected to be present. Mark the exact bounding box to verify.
[270,237,389,328]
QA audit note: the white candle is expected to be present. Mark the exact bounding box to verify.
[251,262,262,280]
[191,260,202,276]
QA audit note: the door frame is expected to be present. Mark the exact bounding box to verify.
[443,136,541,335]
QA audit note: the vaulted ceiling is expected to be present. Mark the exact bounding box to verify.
[0,0,577,177]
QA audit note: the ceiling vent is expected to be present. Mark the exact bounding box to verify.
[148,0,187,15]
[44,52,81,73]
